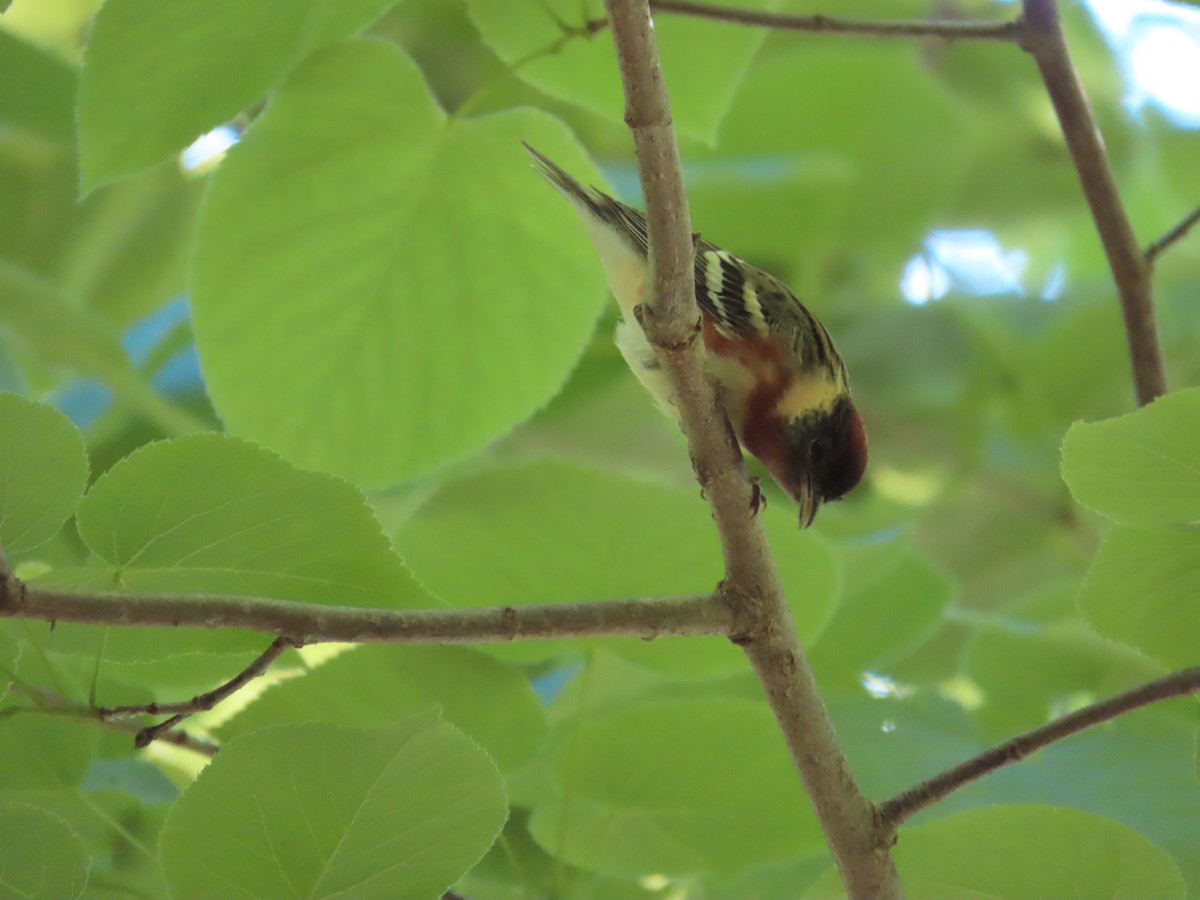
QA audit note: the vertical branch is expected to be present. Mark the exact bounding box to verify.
[601,2,902,897]
[1021,0,1167,405]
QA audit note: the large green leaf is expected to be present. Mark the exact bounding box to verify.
[0,803,89,899]
[395,460,840,670]
[1062,388,1200,526]
[159,718,507,900]
[529,698,824,876]
[468,0,773,144]
[1077,524,1200,669]
[0,393,87,554]
[41,433,428,664]
[192,40,606,488]
[78,0,399,190]
[222,644,547,776]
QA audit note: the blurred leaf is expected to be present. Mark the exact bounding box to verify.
[810,543,954,685]
[0,393,87,554]
[0,716,98,790]
[965,583,1159,738]
[0,28,76,145]
[222,644,547,776]
[160,719,507,900]
[1063,388,1200,526]
[699,42,975,272]
[41,433,428,664]
[807,807,1184,899]
[893,806,1184,899]
[0,803,89,899]
[950,706,1200,895]
[77,0,399,190]
[529,698,824,876]
[1077,524,1200,669]
[192,40,605,488]
[395,460,840,671]
[468,0,772,144]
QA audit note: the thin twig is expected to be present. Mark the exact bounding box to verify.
[651,0,1024,41]
[1145,202,1200,265]
[1021,0,1167,406]
[601,2,900,897]
[112,718,220,757]
[98,635,298,748]
[5,684,220,757]
[879,666,1200,829]
[0,582,731,643]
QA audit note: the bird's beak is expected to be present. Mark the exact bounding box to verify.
[797,477,819,529]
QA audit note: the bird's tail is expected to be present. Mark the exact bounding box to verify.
[521,142,605,215]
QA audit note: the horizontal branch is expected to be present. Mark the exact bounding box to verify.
[650,0,1024,41]
[879,665,1200,829]
[0,576,731,644]
[1145,202,1200,265]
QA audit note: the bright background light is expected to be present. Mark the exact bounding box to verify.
[899,0,1199,305]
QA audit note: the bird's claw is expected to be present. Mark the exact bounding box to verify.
[749,477,767,516]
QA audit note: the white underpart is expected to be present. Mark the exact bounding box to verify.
[574,209,647,321]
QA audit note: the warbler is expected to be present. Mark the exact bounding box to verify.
[525,144,867,526]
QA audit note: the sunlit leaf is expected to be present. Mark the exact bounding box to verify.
[160,719,507,900]
[192,40,605,488]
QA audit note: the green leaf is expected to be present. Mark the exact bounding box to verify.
[192,40,606,488]
[395,460,840,671]
[529,698,823,876]
[809,544,953,684]
[0,393,88,554]
[695,42,974,268]
[160,719,507,900]
[1062,388,1200,526]
[0,28,76,146]
[45,433,427,664]
[222,645,547,776]
[1077,524,1200,669]
[965,584,1158,738]
[77,0,399,191]
[895,806,1184,900]
[971,706,1200,893]
[0,803,89,899]
[0,717,98,791]
[468,0,772,144]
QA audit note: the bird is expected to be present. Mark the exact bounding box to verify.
[524,143,867,527]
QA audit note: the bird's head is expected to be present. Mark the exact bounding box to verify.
[746,393,868,527]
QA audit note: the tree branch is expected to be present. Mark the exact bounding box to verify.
[879,666,1200,829]
[1021,0,1167,406]
[99,635,299,747]
[1145,202,1200,266]
[650,0,1024,41]
[602,2,900,896]
[0,580,731,644]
